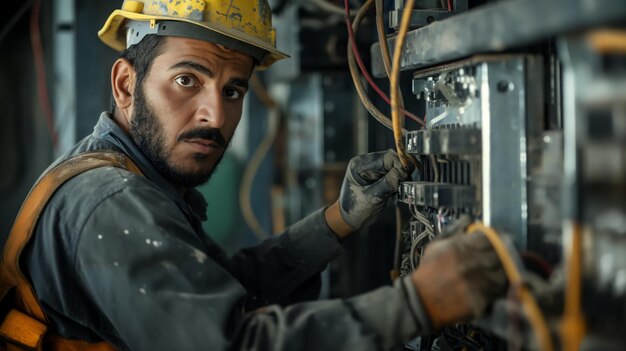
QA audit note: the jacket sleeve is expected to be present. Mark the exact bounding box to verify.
[34,176,431,350]
[220,209,344,309]
[232,276,433,351]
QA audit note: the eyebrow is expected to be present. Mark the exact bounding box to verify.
[170,61,213,77]
[169,60,249,90]
[228,78,249,90]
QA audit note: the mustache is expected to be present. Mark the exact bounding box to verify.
[178,128,227,148]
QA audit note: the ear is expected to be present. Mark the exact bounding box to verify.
[111,58,136,129]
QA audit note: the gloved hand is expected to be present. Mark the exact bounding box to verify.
[410,218,508,330]
[338,150,412,231]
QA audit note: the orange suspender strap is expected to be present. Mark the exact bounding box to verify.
[0,152,143,351]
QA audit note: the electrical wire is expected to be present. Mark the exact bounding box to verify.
[408,233,422,270]
[239,73,280,241]
[466,222,555,351]
[408,206,434,270]
[447,0,453,11]
[410,229,432,270]
[428,110,449,129]
[561,221,585,351]
[442,326,482,350]
[586,29,626,54]
[391,205,403,281]
[374,0,410,126]
[344,0,424,126]
[313,0,358,16]
[373,0,391,76]
[347,0,405,133]
[429,155,440,182]
[389,0,416,169]
[347,58,399,132]
[400,226,414,276]
[436,207,449,234]
[30,0,58,150]
[379,0,423,275]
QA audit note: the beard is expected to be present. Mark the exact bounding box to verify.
[129,86,228,188]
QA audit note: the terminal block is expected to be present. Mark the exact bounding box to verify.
[399,181,476,208]
[405,127,481,155]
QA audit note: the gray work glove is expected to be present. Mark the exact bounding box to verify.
[338,150,412,230]
[412,217,508,329]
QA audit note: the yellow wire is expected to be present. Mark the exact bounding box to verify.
[587,29,626,54]
[389,0,415,170]
[467,222,554,351]
[348,0,408,134]
[375,0,407,113]
[375,0,419,171]
[561,221,586,351]
[239,73,278,241]
[374,0,391,76]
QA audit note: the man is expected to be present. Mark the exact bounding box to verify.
[19,0,506,349]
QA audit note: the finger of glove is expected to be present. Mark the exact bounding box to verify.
[482,269,508,296]
[464,267,508,318]
[338,179,390,229]
[347,151,388,185]
[383,166,409,192]
[384,149,414,173]
[362,171,397,199]
[422,238,453,261]
[360,156,410,186]
[421,237,501,319]
[455,232,495,256]
[466,288,490,319]
[359,169,388,183]
[467,271,508,316]
[424,218,476,259]
[457,252,503,276]
[421,233,507,320]
[425,232,495,267]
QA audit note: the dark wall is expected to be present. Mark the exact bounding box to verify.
[75,0,120,139]
[0,0,121,242]
[0,0,55,244]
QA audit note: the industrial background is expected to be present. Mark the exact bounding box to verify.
[1,0,625,349]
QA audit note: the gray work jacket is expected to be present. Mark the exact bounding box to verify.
[22,113,431,350]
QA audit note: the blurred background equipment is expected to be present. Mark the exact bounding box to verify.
[1,0,625,349]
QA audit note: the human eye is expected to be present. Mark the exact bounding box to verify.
[174,75,199,88]
[223,86,244,100]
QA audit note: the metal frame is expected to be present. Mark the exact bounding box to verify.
[404,55,544,249]
[370,0,626,77]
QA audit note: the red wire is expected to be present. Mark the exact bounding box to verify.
[447,0,453,11]
[30,0,58,149]
[344,0,424,126]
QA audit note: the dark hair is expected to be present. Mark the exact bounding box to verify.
[110,34,166,113]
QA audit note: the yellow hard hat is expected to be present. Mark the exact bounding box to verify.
[98,0,288,69]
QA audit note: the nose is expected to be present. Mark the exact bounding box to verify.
[195,87,226,129]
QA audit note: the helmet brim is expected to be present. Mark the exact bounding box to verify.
[98,10,289,70]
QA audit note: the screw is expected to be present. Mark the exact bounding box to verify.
[497,80,514,92]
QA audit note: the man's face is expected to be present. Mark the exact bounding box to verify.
[129,37,253,188]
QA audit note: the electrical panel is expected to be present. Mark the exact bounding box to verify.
[369,0,626,348]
